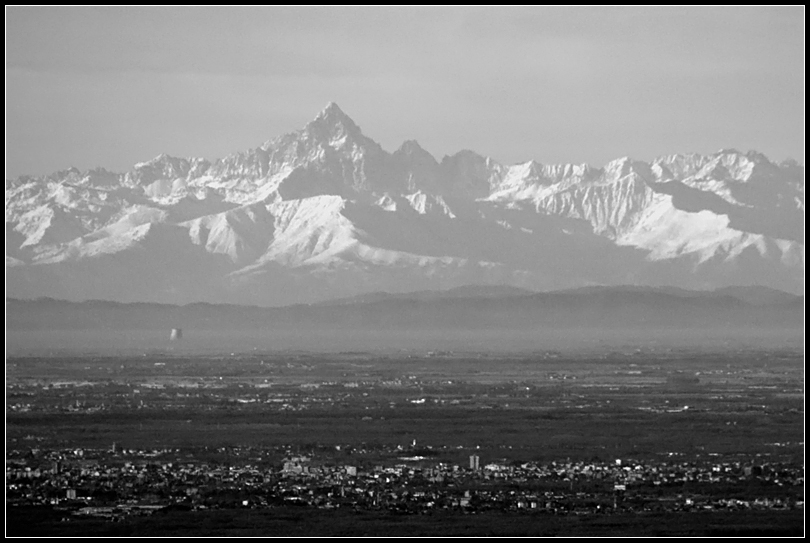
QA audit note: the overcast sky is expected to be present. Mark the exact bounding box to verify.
[6,6,805,178]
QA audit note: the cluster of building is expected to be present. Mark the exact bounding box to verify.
[6,446,803,519]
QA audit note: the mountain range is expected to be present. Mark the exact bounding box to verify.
[6,103,804,306]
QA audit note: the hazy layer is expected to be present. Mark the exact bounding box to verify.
[6,328,802,358]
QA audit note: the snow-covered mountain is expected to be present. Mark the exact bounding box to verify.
[6,103,804,306]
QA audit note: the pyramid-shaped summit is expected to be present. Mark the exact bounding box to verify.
[317,101,349,121]
[305,102,362,138]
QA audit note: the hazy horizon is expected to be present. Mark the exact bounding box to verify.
[3,282,804,307]
[7,327,804,359]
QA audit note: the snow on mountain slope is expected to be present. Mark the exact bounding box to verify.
[184,202,275,265]
[617,193,762,262]
[243,195,356,267]
[14,205,87,250]
[5,102,804,304]
[497,159,656,239]
[126,154,211,188]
